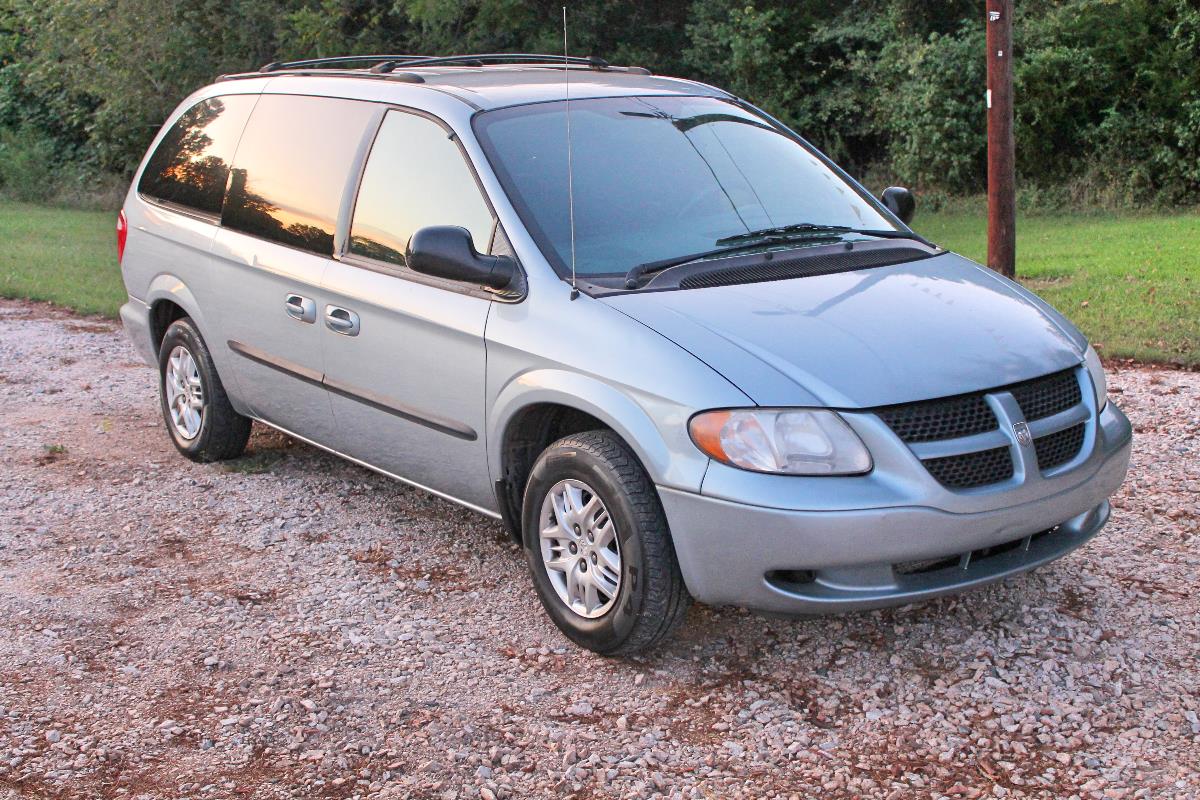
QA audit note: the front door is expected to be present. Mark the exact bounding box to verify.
[321,108,500,511]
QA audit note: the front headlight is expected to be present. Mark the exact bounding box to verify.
[1084,344,1108,410]
[689,408,872,475]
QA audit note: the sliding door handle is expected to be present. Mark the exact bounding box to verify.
[284,294,316,324]
[324,305,361,336]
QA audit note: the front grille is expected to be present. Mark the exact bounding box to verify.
[677,246,930,290]
[874,367,1086,490]
[877,393,997,443]
[1010,369,1081,421]
[1034,423,1085,470]
[922,446,1015,489]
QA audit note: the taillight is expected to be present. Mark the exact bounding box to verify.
[116,210,128,264]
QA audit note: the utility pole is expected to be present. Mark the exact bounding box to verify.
[986,0,1016,278]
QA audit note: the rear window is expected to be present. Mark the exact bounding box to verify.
[222,94,376,256]
[138,95,256,217]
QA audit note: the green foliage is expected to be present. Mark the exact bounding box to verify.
[0,125,58,202]
[1,0,1199,207]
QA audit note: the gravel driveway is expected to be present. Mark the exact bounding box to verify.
[1,298,1197,799]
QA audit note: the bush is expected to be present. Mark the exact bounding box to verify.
[0,126,59,203]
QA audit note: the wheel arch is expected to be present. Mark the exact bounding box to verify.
[489,371,682,544]
[144,274,248,414]
[145,274,206,352]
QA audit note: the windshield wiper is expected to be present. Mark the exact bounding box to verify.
[716,223,928,246]
[623,230,842,289]
[623,223,930,289]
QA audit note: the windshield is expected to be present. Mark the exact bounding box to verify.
[473,95,897,278]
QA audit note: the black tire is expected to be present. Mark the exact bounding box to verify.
[157,317,251,462]
[522,430,691,655]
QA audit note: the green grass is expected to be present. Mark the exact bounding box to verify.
[0,200,124,317]
[916,209,1199,366]
[1,199,1197,365]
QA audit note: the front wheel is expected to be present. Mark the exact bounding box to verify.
[522,430,691,655]
[158,317,251,462]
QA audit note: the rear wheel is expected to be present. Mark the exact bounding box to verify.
[522,430,691,655]
[158,317,251,462]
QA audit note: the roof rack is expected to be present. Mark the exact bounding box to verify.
[255,52,650,76]
[370,53,610,73]
[258,55,424,72]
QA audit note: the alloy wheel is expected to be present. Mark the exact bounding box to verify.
[538,478,622,618]
[164,345,204,440]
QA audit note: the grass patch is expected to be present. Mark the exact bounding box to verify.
[0,200,124,317]
[916,210,1199,366]
[1,199,1196,365]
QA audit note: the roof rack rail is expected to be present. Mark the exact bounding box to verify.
[371,53,610,72]
[257,52,652,76]
[259,54,424,72]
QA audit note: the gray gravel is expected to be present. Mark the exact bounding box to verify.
[0,297,1198,799]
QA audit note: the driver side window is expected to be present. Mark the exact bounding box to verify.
[348,109,495,269]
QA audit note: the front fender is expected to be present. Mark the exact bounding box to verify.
[488,368,710,492]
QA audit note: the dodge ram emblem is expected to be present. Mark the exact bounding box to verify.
[1013,421,1033,447]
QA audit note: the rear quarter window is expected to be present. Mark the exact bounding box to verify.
[221,94,377,256]
[138,95,257,217]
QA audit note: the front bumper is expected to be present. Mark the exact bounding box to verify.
[659,401,1132,615]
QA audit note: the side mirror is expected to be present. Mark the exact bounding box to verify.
[406,225,516,291]
[881,186,916,225]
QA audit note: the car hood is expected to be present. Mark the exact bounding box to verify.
[602,252,1087,408]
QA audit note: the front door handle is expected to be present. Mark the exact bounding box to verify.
[284,294,316,324]
[324,305,361,336]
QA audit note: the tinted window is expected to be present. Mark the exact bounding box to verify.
[222,94,376,255]
[138,95,256,216]
[474,96,895,276]
[349,110,494,268]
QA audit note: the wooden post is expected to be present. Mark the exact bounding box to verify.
[986,0,1016,278]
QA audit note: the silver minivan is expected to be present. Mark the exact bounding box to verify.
[118,54,1132,654]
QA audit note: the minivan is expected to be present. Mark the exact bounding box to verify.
[118,54,1132,654]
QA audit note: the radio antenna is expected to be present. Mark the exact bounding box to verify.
[562,6,579,300]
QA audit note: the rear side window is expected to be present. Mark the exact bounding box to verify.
[138,95,256,217]
[349,109,494,268]
[222,94,376,256]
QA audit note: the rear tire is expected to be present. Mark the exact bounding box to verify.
[158,317,251,462]
[522,430,691,655]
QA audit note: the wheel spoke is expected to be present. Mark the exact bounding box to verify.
[592,517,616,550]
[580,494,601,523]
[592,564,618,599]
[597,545,620,575]
[563,483,584,518]
[583,580,600,612]
[551,491,572,530]
[544,553,572,574]
[564,562,583,608]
